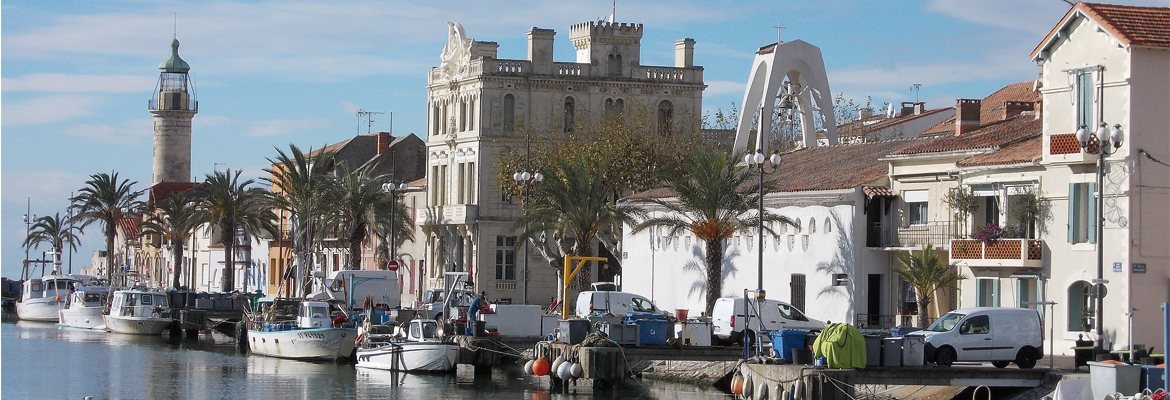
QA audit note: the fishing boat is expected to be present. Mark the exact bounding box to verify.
[16,274,89,322]
[58,286,113,330]
[246,298,357,361]
[355,319,459,372]
[103,288,173,335]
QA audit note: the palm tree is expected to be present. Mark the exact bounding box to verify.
[631,150,792,316]
[263,144,336,296]
[326,163,401,270]
[195,169,277,292]
[514,157,640,292]
[24,212,82,274]
[140,192,201,289]
[70,171,143,284]
[893,243,966,328]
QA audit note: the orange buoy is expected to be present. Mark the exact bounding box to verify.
[532,356,551,376]
[730,374,745,395]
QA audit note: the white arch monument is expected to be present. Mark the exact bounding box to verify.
[732,40,839,154]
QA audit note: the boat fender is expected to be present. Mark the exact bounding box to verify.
[524,360,535,375]
[773,384,785,400]
[730,374,745,395]
[755,382,768,400]
[532,357,550,376]
[742,374,753,398]
[569,362,583,379]
[556,362,572,380]
[789,381,804,400]
[551,356,565,376]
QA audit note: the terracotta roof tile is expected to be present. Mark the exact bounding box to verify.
[957,134,1043,168]
[894,114,1041,156]
[863,186,895,198]
[118,216,142,239]
[921,81,1040,136]
[838,107,953,138]
[1032,2,1170,59]
[149,181,199,205]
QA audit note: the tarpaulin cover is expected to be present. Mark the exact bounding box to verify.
[812,323,867,369]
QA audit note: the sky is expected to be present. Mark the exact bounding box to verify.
[3,0,1165,280]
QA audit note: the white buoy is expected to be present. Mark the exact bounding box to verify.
[755,382,769,400]
[774,384,785,400]
[790,381,804,400]
[551,356,565,375]
[570,362,583,378]
[743,374,754,398]
[557,361,573,380]
[524,360,535,375]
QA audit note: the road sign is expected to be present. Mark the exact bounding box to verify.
[1092,279,1109,285]
[387,260,399,271]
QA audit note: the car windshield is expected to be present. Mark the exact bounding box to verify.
[928,312,966,332]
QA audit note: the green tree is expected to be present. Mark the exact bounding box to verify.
[195,169,277,292]
[327,163,412,270]
[140,192,200,289]
[263,144,337,295]
[513,157,641,291]
[24,212,82,274]
[70,171,143,284]
[944,187,980,237]
[893,243,965,328]
[630,150,792,316]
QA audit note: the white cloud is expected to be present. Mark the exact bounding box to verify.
[2,74,157,93]
[829,53,1038,91]
[62,119,154,146]
[705,80,746,96]
[245,118,337,137]
[1,96,99,126]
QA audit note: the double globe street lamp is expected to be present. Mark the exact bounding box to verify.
[743,150,781,299]
[1075,121,1124,350]
[513,169,543,305]
[382,181,408,265]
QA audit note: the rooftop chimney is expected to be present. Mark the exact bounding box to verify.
[1003,101,1035,120]
[955,99,981,136]
[674,38,695,68]
[899,102,915,117]
[527,28,555,74]
[859,107,874,119]
[377,131,391,155]
[913,102,925,115]
[471,41,499,59]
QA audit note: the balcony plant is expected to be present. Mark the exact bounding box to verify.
[971,223,1005,244]
[1006,189,1042,239]
[944,187,980,237]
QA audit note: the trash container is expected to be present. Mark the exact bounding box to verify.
[1141,365,1165,391]
[791,348,814,365]
[882,337,903,367]
[902,334,925,366]
[890,326,921,337]
[558,319,590,344]
[864,334,887,367]
[1090,361,1141,400]
[474,320,486,337]
[1073,339,1095,371]
[768,330,808,363]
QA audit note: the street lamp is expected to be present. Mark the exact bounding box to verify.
[1076,121,1124,350]
[382,181,408,266]
[743,149,781,299]
[22,208,32,280]
[513,167,543,305]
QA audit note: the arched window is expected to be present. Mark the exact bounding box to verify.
[459,100,467,131]
[809,218,817,234]
[1068,281,1094,331]
[605,98,624,119]
[564,97,575,133]
[658,100,673,135]
[608,53,623,77]
[468,98,475,130]
[824,217,832,233]
[503,94,515,133]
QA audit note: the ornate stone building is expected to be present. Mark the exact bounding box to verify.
[421,20,705,305]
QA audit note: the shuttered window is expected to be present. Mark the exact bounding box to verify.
[1067,183,1096,244]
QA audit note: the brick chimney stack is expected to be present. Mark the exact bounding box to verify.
[377,131,391,155]
[955,99,981,136]
[1003,101,1035,120]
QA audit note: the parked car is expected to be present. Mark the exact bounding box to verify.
[711,297,824,345]
[913,307,1044,368]
[574,291,665,318]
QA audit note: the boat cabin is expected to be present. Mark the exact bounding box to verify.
[408,319,440,341]
[298,301,332,329]
[22,276,77,301]
[110,290,169,317]
[68,287,110,309]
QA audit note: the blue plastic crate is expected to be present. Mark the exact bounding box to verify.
[633,319,668,346]
[1142,365,1165,391]
[768,330,807,362]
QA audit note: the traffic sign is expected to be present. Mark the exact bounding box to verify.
[387,260,399,271]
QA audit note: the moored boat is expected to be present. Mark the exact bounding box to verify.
[58,286,113,330]
[246,298,357,361]
[17,274,89,322]
[103,288,173,335]
[355,319,459,372]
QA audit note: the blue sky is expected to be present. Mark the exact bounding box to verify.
[3,0,1163,279]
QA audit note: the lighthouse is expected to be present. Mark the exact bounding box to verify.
[149,38,198,184]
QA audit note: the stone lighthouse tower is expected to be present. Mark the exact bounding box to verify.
[149,38,198,184]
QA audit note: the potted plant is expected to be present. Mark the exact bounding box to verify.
[971,223,1005,244]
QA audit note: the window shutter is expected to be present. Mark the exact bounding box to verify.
[1068,183,1080,243]
[1087,182,1097,244]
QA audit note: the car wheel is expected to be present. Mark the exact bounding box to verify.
[1016,348,1038,369]
[936,347,956,367]
[992,361,1011,368]
[742,330,757,348]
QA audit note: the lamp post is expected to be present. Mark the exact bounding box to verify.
[513,165,543,305]
[382,181,407,266]
[1076,121,1124,350]
[743,150,781,299]
[22,202,32,280]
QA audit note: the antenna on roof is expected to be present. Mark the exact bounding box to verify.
[611,0,616,23]
[910,83,922,103]
[356,108,384,135]
[173,13,177,39]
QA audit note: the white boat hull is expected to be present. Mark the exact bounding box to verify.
[248,327,357,361]
[356,341,460,372]
[59,307,106,330]
[104,315,172,335]
[17,298,64,322]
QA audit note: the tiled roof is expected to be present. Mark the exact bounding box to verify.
[1032,2,1170,59]
[921,81,1040,136]
[957,134,1043,168]
[837,107,952,138]
[863,186,895,198]
[893,113,1041,156]
[148,181,199,205]
[627,138,932,200]
[118,215,142,239]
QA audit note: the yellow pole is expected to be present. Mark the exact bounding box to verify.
[561,255,607,320]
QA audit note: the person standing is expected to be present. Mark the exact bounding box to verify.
[467,291,487,335]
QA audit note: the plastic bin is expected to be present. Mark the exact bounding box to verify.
[600,323,639,345]
[558,319,590,345]
[768,330,808,363]
[1090,361,1141,400]
[902,335,925,366]
[864,334,887,367]
[1142,365,1165,391]
[791,348,814,365]
[634,319,668,346]
[882,337,903,367]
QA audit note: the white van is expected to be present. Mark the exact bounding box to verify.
[575,291,664,318]
[711,298,824,345]
[911,307,1043,368]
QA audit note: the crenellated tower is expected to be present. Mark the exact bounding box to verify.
[149,38,198,184]
[569,21,643,78]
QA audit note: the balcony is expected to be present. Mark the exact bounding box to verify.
[417,205,479,226]
[950,239,1043,269]
[869,221,953,249]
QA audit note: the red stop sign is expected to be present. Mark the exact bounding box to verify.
[387,260,399,271]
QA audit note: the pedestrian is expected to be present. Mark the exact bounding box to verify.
[467,291,487,335]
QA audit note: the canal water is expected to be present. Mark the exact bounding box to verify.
[1,321,732,399]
